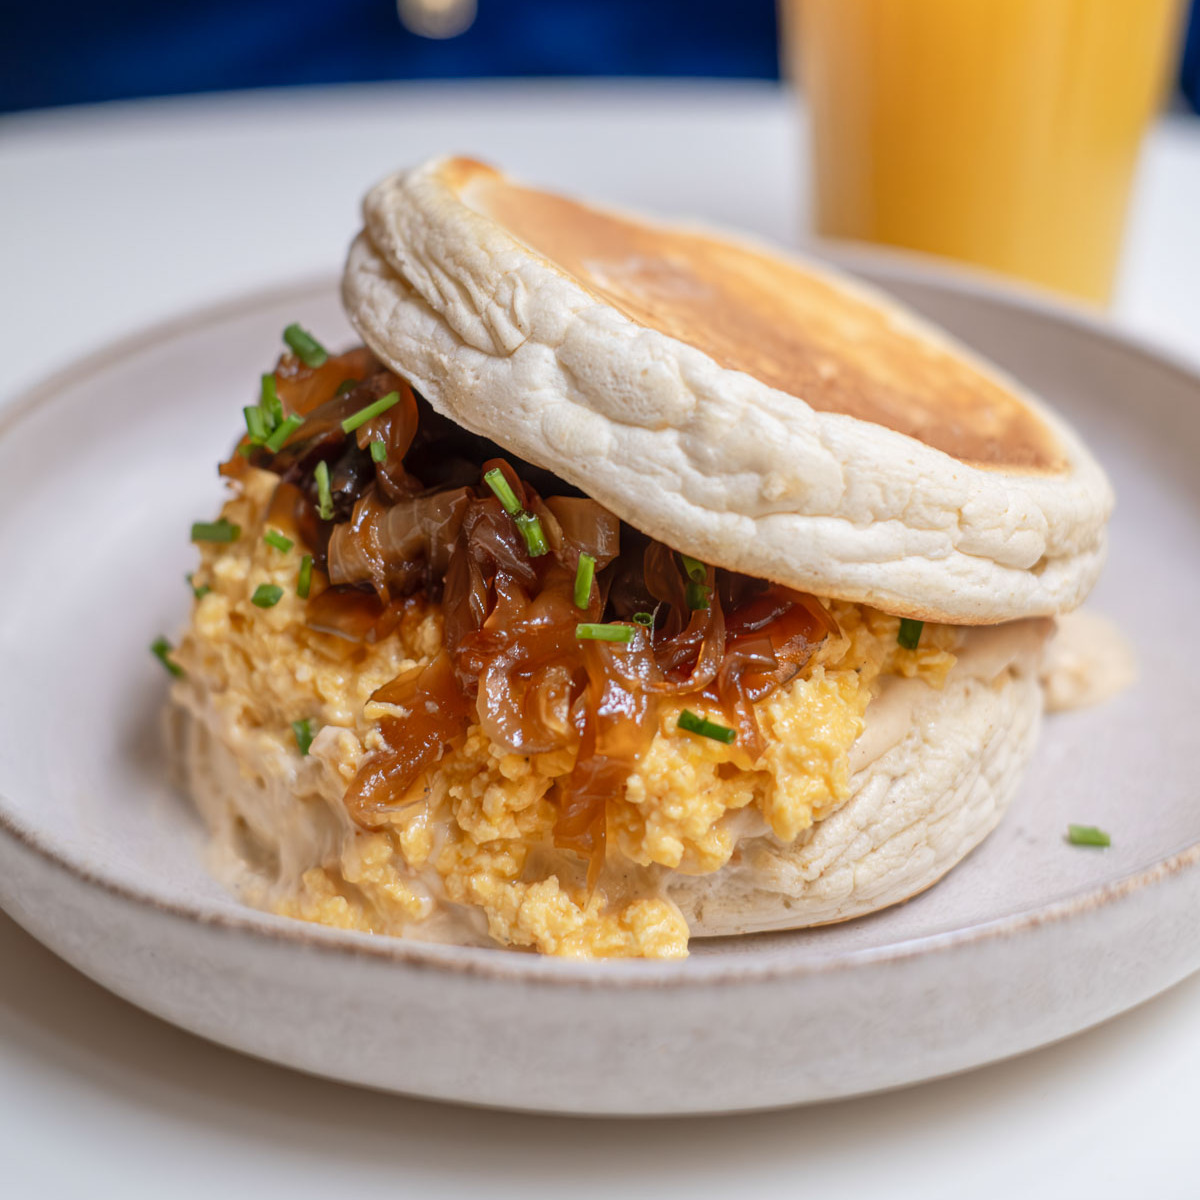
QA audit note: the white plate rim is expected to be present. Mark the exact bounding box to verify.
[3,261,1199,988]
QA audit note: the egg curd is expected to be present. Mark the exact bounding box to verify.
[171,468,958,959]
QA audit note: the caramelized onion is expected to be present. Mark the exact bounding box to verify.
[344,653,470,821]
[246,347,837,866]
[264,480,312,539]
[650,598,727,695]
[475,625,582,753]
[642,540,689,622]
[704,587,835,756]
[327,485,472,601]
[265,371,404,480]
[304,585,405,644]
[553,634,659,881]
[275,348,378,417]
[463,563,597,753]
[354,384,421,500]
[542,496,621,568]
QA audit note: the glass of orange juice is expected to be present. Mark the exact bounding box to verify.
[784,0,1185,303]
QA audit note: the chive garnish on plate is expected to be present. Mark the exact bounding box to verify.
[633,611,655,627]
[297,554,313,599]
[341,391,400,435]
[251,583,284,608]
[283,323,328,368]
[370,439,388,463]
[677,709,736,744]
[336,378,359,396]
[314,460,334,521]
[150,636,184,678]
[292,718,315,756]
[186,572,211,600]
[191,518,240,543]
[898,618,924,651]
[1067,824,1111,847]
[264,529,294,554]
[679,553,706,583]
[573,553,596,609]
[576,622,635,643]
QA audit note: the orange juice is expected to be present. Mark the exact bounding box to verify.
[787,0,1184,302]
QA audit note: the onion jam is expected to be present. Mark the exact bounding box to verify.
[228,348,838,873]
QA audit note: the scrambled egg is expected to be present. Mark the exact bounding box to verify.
[173,469,957,959]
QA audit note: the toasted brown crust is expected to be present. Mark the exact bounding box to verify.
[454,160,1066,473]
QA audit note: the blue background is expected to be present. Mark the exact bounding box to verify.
[2,0,1196,115]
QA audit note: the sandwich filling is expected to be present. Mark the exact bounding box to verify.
[169,341,959,958]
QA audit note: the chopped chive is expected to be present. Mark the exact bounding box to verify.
[236,443,255,459]
[633,611,655,627]
[186,572,211,600]
[264,529,294,554]
[573,552,596,609]
[341,390,400,435]
[151,636,184,678]
[370,439,388,463]
[191,518,240,543]
[685,580,711,611]
[680,553,710,608]
[297,554,313,599]
[263,412,304,454]
[576,622,635,643]
[243,405,269,444]
[677,709,736,744]
[514,511,549,557]
[1067,824,1111,848]
[314,460,333,521]
[336,378,359,396]
[481,466,547,556]
[260,373,283,428]
[292,718,315,756]
[283,323,328,368]
[251,583,284,609]
[897,618,924,651]
[483,467,521,515]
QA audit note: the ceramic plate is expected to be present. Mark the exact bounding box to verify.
[1,263,1197,1116]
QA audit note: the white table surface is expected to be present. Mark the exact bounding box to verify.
[2,81,1199,1199]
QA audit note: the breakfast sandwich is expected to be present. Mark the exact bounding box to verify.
[164,157,1112,958]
